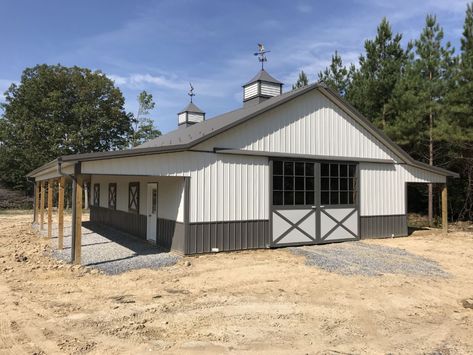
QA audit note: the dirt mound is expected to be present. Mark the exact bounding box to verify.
[0,186,32,209]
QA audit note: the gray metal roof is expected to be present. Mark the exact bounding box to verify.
[243,69,283,86]
[178,101,205,114]
[138,84,306,149]
[28,82,459,178]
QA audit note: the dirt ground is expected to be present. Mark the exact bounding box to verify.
[1,212,473,354]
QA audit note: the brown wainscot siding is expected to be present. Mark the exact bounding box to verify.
[90,206,146,240]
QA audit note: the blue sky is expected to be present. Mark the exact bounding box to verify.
[0,0,471,133]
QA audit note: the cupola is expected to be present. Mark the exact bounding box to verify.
[178,83,205,127]
[243,69,283,107]
[242,43,283,107]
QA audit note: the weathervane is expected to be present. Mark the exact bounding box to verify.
[188,82,195,103]
[254,43,270,70]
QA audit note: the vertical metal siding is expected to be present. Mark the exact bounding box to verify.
[359,163,446,216]
[195,90,399,162]
[84,152,270,223]
[187,220,269,254]
[360,215,408,238]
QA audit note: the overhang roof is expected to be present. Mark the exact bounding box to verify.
[28,82,459,178]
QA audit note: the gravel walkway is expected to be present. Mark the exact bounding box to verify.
[290,241,449,277]
[43,222,179,275]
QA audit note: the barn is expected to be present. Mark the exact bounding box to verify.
[28,66,458,263]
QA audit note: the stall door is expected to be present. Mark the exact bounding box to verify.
[271,161,318,246]
[319,163,358,242]
[271,160,359,246]
[146,183,158,242]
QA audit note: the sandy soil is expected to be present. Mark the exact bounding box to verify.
[1,212,473,354]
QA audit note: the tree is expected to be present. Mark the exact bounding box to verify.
[292,70,309,90]
[346,18,408,128]
[130,90,161,147]
[441,3,473,219]
[388,15,455,224]
[0,64,133,190]
[317,51,353,96]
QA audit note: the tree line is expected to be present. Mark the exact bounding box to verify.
[0,64,160,192]
[293,4,473,222]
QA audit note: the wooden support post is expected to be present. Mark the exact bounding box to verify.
[58,176,65,249]
[72,172,83,265]
[34,182,39,224]
[48,179,53,238]
[442,184,448,235]
[40,181,45,230]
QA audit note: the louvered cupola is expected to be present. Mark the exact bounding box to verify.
[178,83,205,127]
[242,69,283,107]
[178,102,205,127]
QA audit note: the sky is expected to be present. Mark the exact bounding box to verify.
[0,0,471,133]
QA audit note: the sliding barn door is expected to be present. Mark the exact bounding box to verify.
[271,160,359,246]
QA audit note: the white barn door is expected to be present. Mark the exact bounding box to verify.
[146,183,158,242]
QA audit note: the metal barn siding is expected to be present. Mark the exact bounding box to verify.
[360,215,408,238]
[84,151,270,223]
[359,163,446,216]
[187,220,269,254]
[195,90,400,162]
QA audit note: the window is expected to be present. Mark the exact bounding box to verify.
[93,183,100,206]
[272,160,315,206]
[128,182,140,213]
[108,183,117,210]
[151,187,157,214]
[320,163,357,205]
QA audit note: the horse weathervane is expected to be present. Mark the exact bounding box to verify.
[254,43,270,70]
[188,82,195,103]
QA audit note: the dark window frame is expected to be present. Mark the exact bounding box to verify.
[272,159,315,206]
[93,183,100,206]
[128,182,140,213]
[108,183,117,210]
[320,162,357,206]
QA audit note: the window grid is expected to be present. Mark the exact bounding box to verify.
[272,160,315,206]
[320,163,357,206]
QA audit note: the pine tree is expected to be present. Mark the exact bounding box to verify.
[317,51,353,96]
[441,3,473,219]
[292,70,309,90]
[388,15,455,225]
[346,18,408,127]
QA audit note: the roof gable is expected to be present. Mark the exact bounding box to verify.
[194,88,401,162]
[29,83,458,178]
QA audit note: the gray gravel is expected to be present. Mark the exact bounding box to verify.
[290,241,449,277]
[49,222,180,275]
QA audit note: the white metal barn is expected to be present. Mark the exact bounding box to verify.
[28,68,458,261]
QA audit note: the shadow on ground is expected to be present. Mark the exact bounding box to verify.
[48,222,180,275]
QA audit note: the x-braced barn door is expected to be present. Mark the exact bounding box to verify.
[271,160,319,246]
[271,160,359,246]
